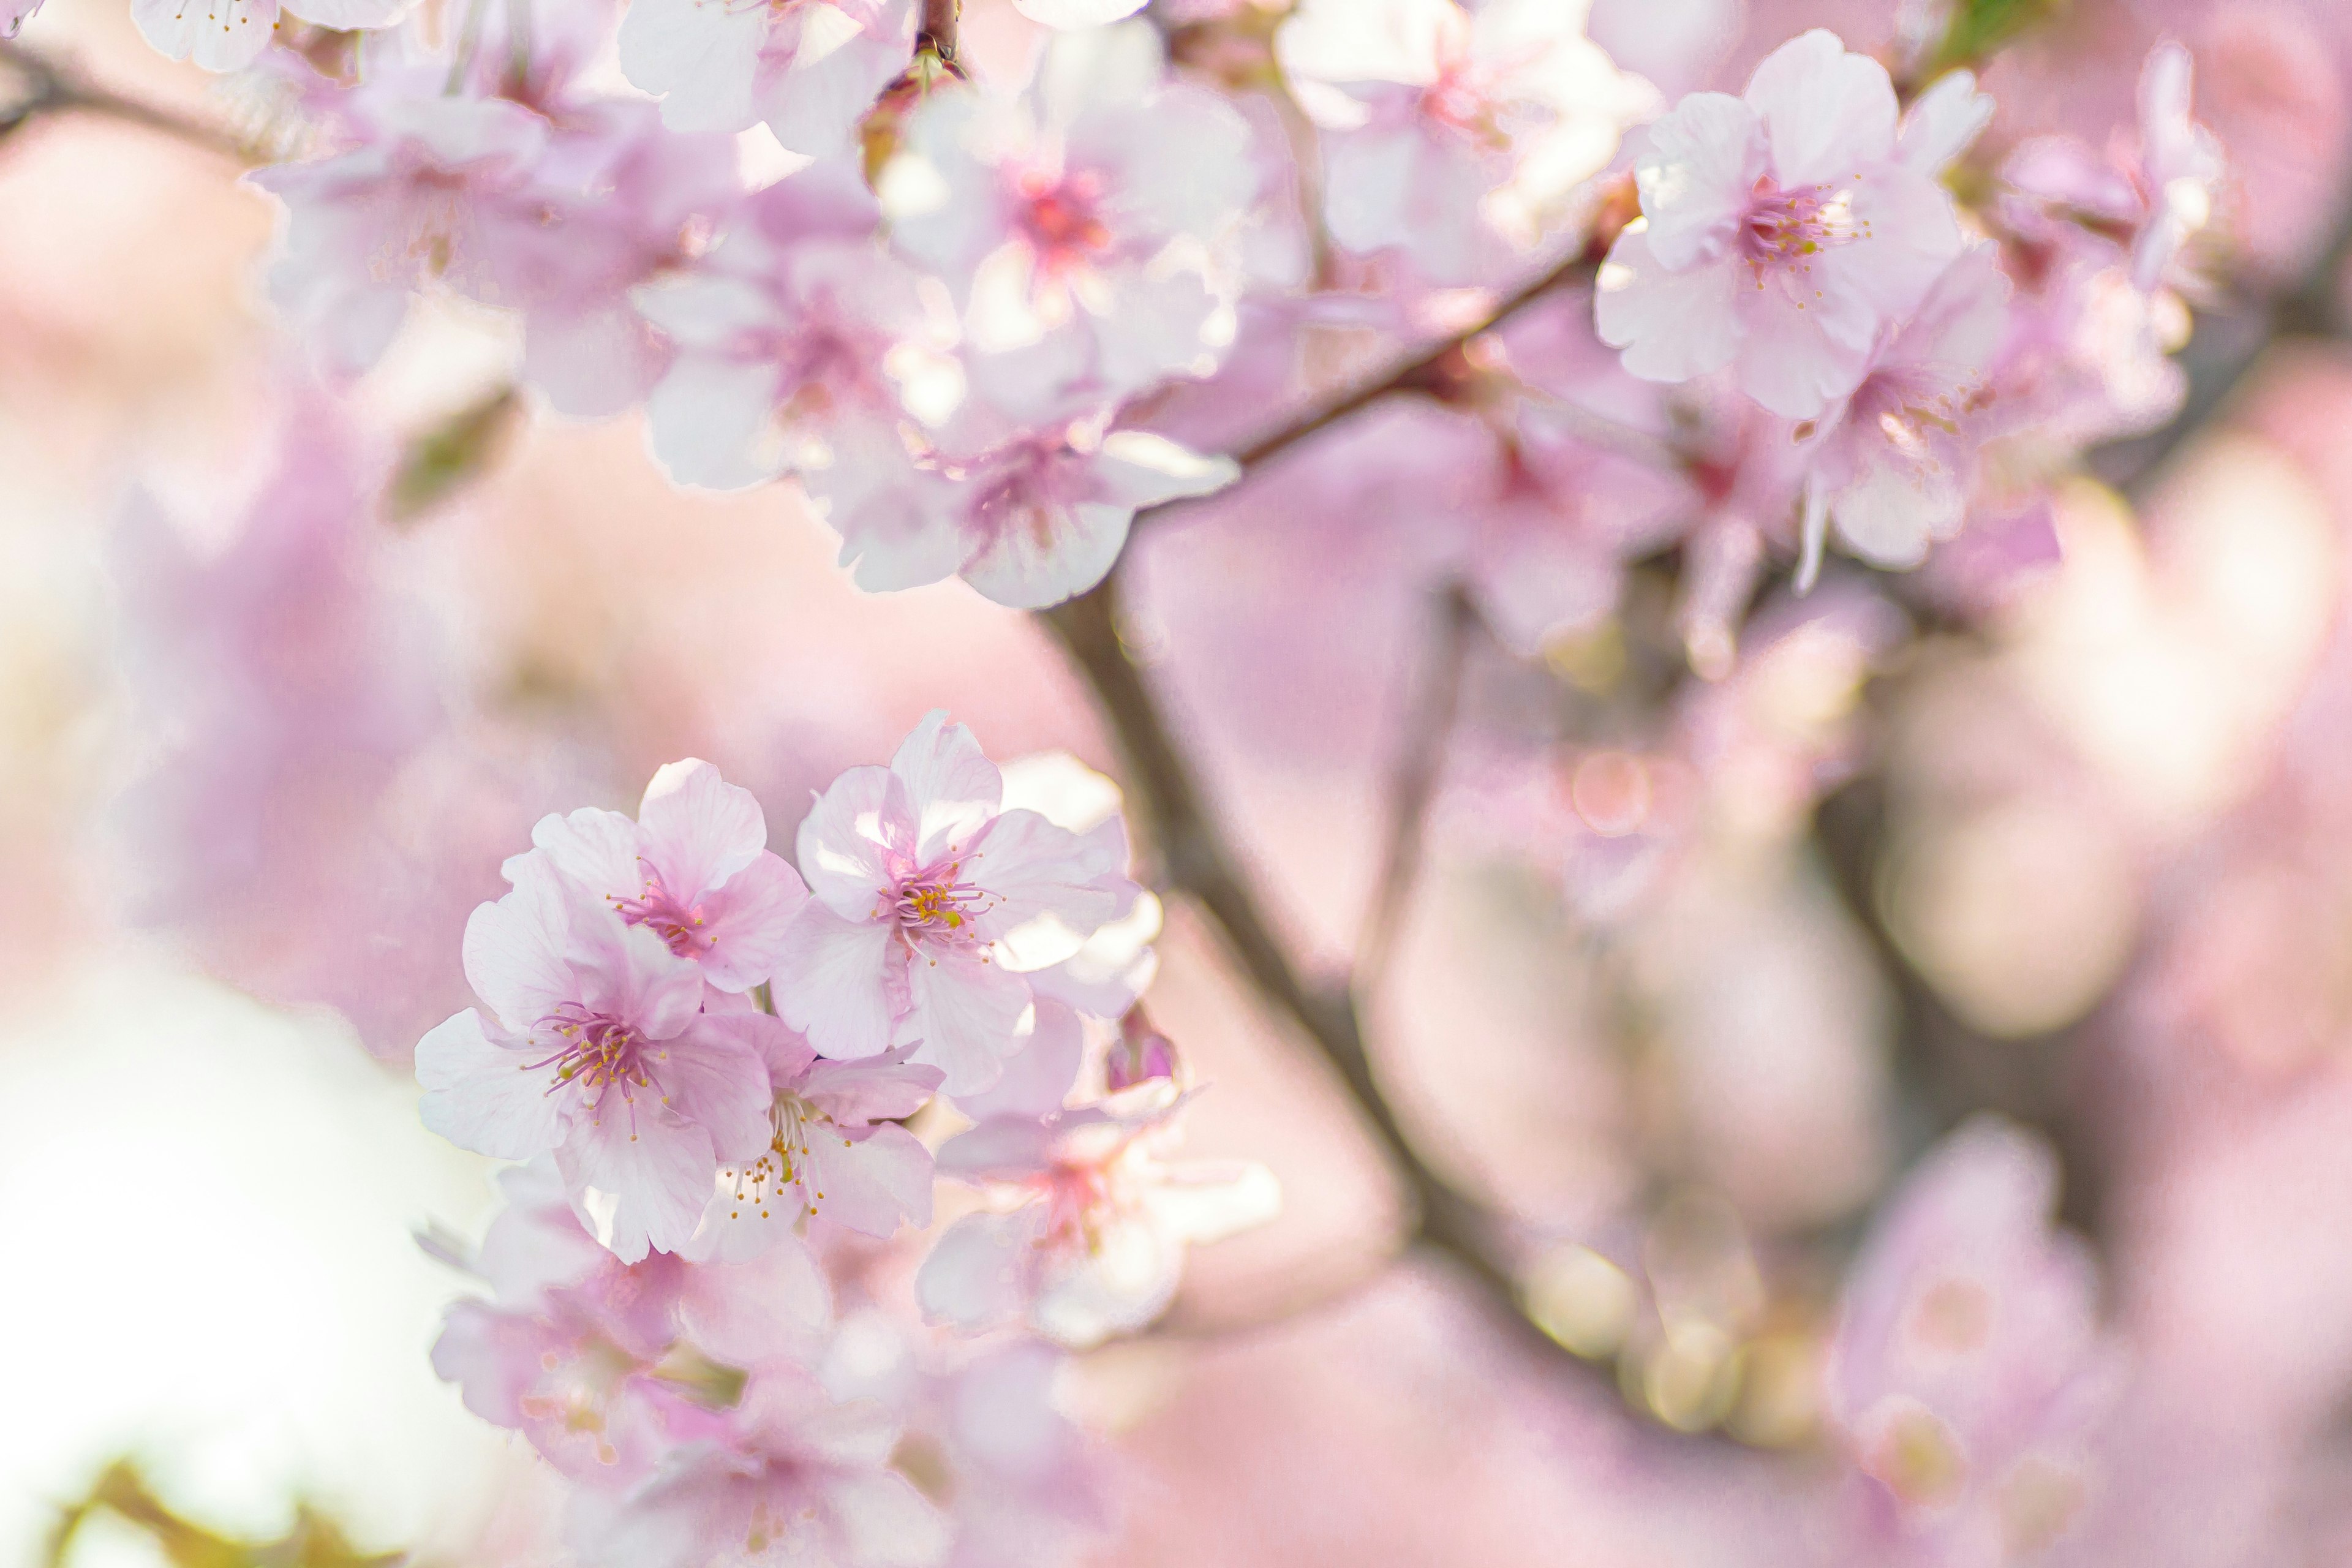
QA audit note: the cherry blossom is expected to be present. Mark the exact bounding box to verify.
[772,712,1137,1095]
[1594,29,1967,418]
[569,1360,950,1568]
[2007,41,2223,293]
[417,858,773,1262]
[804,421,1237,610]
[688,1005,943,1257]
[633,161,949,492]
[1826,1118,2120,1559]
[1277,0,1660,281]
[880,23,1260,412]
[916,1079,1281,1347]
[616,0,916,156]
[527,759,809,994]
[131,0,409,74]
[2,0,42,38]
[1795,244,2013,584]
[249,92,557,375]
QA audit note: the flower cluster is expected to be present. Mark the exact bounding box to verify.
[415,717,1273,1563]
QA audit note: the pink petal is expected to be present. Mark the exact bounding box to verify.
[889,710,1003,865]
[916,1207,1041,1332]
[417,1008,567,1160]
[772,906,902,1060]
[804,1121,936,1236]
[460,873,576,1032]
[692,850,810,991]
[531,807,646,900]
[801,1046,945,1123]
[796,763,900,919]
[636,758,769,902]
[964,808,1131,971]
[648,1021,776,1161]
[952,997,1083,1121]
[899,941,1031,1095]
[1594,228,1743,384]
[1744,28,1898,186]
[1633,91,1766,272]
[558,1112,720,1263]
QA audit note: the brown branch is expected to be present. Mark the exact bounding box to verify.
[1041,576,1605,1373]
[916,0,960,69]
[1354,578,1478,981]
[1132,239,1610,534]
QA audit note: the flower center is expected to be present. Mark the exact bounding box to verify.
[1740,179,1869,277]
[610,868,712,961]
[1013,168,1112,276]
[889,858,993,937]
[529,1005,662,1128]
[722,1094,859,1223]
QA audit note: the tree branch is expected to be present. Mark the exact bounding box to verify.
[1132,237,1613,534]
[1354,578,1478,981]
[1041,576,1599,1371]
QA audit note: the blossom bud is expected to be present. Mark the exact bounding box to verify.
[1107,1009,1180,1091]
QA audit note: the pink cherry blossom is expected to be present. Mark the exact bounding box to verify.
[688,1005,943,1256]
[633,162,949,492]
[1594,29,1967,419]
[616,0,916,156]
[805,421,1237,608]
[417,859,774,1262]
[434,1159,833,1483]
[772,712,1137,1095]
[528,759,809,994]
[568,1361,950,1568]
[2,0,42,37]
[250,87,737,399]
[1795,244,2013,585]
[915,1080,1281,1348]
[132,0,408,74]
[249,93,559,374]
[1276,0,1659,281]
[880,23,1260,412]
[2006,41,2223,294]
[1826,1118,2120,1557]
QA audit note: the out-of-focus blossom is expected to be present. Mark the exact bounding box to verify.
[691,1006,941,1256]
[569,1359,950,1568]
[636,162,949,492]
[616,0,916,155]
[2,0,41,37]
[1895,69,1995,179]
[1826,1118,2120,1562]
[1595,29,1966,419]
[772,712,1137,1094]
[2007,42,2224,294]
[916,1080,1280,1347]
[417,859,772,1262]
[1451,399,1695,654]
[251,86,737,409]
[1797,246,2013,584]
[804,422,1238,608]
[1276,0,1659,281]
[881,23,1259,413]
[528,760,809,994]
[132,0,407,73]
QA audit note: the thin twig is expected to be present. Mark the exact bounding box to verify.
[1354,579,1479,981]
[1133,241,1610,534]
[1041,577,1607,1374]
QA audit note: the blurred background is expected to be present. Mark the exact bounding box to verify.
[10,0,2352,1563]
